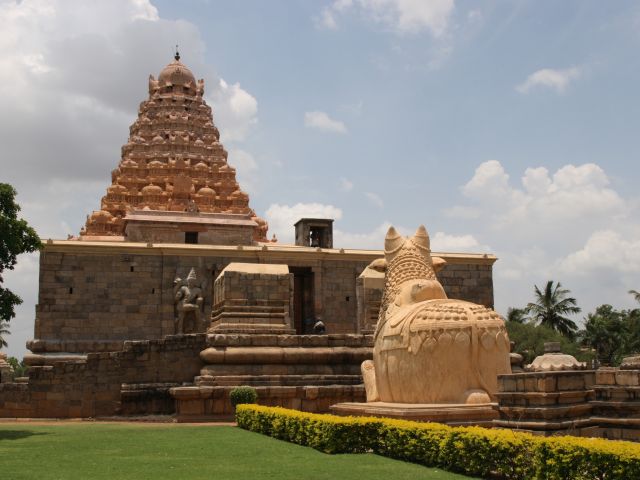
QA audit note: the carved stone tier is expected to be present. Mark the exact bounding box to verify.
[330,402,499,427]
[208,263,295,334]
[124,210,257,245]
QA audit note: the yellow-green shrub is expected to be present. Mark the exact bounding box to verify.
[236,405,640,479]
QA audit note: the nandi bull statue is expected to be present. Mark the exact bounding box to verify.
[362,225,511,405]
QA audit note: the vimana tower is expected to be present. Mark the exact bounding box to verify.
[81,51,269,245]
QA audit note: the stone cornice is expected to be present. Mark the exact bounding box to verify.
[42,239,498,265]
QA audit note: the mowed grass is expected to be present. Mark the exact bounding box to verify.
[0,423,474,480]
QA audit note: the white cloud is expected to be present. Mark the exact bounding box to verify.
[318,0,455,36]
[265,203,344,244]
[516,67,581,94]
[450,159,640,322]
[459,160,625,242]
[208,79,258,143]
[339,177,354,192]
[304,111,348,134]
[364,191,384,208]
[317,7,339,30]
[431,231,487,252]
[335,222,391,250]
[559,230,640,274]
[264,207,486,254]
[334,224,486,252]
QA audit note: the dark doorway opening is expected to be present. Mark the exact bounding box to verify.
[185,231,199,244]
[290,267,314,334]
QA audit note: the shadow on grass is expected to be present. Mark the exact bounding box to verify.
[0,430,49,441]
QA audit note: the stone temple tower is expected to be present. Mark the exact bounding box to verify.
[80,52,269,245]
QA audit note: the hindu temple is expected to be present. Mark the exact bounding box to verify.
[11,54,639,439]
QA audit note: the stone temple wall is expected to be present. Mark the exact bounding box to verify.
[30,241,497,354]
[1,335,206,418]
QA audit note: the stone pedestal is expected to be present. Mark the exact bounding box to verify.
[209,263,295,334]
[330,401,499,427]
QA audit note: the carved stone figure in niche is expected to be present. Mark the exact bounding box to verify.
[365,225,511,405]
[186,200,199,213]
[173,268,204,334]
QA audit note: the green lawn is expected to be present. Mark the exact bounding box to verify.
[0,423,474,480]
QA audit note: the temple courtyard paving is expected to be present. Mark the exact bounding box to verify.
[0,421,473,480]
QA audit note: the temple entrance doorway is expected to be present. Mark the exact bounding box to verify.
[291,267,314,334]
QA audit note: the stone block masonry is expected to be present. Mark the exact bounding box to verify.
[1,334,206,418]
[210,263,295,333]
[29,240,497,354]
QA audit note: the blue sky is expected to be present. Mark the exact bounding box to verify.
[2,0,640,357]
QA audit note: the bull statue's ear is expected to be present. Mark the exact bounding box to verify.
[384,226,403,253]
[432,256,446,273]
[369,258,387,273]
[413,225,430,250]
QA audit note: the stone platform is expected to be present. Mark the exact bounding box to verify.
[172,384,364,422]
[330,401,499,427]
[169,333,372,421]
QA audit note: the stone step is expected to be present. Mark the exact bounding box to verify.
[194,374,362,387]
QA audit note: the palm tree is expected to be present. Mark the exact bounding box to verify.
[580,305,628,366]
[0,320,9,348]
[629,290,640,303]
[506,307,527,323]
[525,281,580,338]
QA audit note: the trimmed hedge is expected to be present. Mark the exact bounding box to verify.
[229,386,258,407]
[236,405,640,479]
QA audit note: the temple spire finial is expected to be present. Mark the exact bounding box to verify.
[174,44,180,62]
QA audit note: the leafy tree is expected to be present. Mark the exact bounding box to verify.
[623,307,640,354]
[506,307,527,323]
[629,289,640,304]
[506,320,589,364]
[0,320,9,348]
[580,305,628,366]
[0,183,41,328]
[7,356,27,377]
[525,280,580,338]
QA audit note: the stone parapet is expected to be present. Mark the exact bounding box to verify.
[0,334,206,418]
[170,384,365,422]
[331,402,499,428]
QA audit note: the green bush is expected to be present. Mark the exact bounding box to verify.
[229,386,258,408]
[236,405,640,480]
